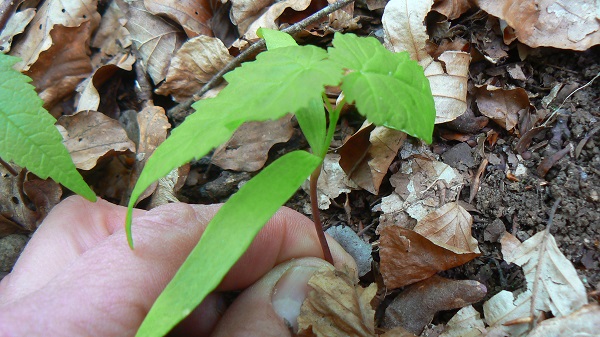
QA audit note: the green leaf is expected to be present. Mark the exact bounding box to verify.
[328,32,436,143]
[0,54,95,201]
[127,44,342,246]
[136,150,321,337]
[295,97,327,157]
[258,28,298,49]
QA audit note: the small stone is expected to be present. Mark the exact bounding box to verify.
[0,234,28,273]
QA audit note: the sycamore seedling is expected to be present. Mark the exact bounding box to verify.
[127,29,435,337]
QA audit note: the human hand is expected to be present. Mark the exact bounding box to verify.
[0,196,356,336]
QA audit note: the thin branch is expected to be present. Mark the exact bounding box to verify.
[0,158,18,176]
[167,0,355,122]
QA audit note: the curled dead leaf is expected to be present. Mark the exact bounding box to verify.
[144,0,213,37]
[475,85,531,132]
[0,8,35,53]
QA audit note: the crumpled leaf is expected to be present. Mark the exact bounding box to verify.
[528,304,600,337]
[57,110,136,170]
[439,305,486,337]
[382,0,469,124]
[475,85,531,132]
[91,0,131,56]
[484,230,588,336]
[414,202,480,254]
[339,123,407,195]
[379,225,479,288]
[476,0,600,51]
[0,167,62,234]
[9,0,99,71]
[432,0,472,20]
[0,8,36,53]
[381,156,463,221]
[123,0,186,84]
[155,35,233,102]
[211,115,294,172]
[25,23,93,110]
[144,0,213,37]
[382,275,487,334]
[302,153,356,210]
[297,266,376,337]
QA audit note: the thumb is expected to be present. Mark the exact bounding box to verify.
[210,257,332,337]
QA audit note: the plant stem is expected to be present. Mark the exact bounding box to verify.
[310,164,334,264]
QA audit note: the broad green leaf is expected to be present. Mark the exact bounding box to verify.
[258,28,297,49]
[127,44,342,245]
[328,33,435,143]
[136,150,322,337]
[0,54,95,201]
[296,97,327,157]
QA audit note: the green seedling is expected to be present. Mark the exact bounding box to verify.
[0,54,96,201]
[127,30,435,337]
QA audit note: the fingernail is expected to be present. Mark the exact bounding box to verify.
[271,265,318,332]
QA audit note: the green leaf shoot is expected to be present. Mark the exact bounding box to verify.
[258,27,298,49]
[126,42,343,247]
[328,32,436,143]
[295,97,327,157]
[0,54,95,201]
[136,150,321,337]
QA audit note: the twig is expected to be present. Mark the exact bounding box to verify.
[167,0,355,122]
[542,71,600,127]
[529,197,561,331]
[0,158,18,176]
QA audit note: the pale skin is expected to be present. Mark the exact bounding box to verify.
[0,196,356,336]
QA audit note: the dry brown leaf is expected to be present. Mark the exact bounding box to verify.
[414,202,480,254]
[484,230,588,336]
[25,23,93,110]
[91,0,131,57]
[528,304,600,337]
[76,53,136,112]
[379,327,417,337]
[144,0,213,37]
[0,8,36,53]
[229,0,275,36]
[382,275,487,334]
[432,0,473,20]
[476,85,530,131]
[500,230,521,258]
[382,156,463,221]
[155,35,233,102]
[9,0,99,71]
[326,0,358,31]
[211,115,294,172]
[379,225,479,289]
[476,0,600,51]
[303,154,356,210]
[124,0,186,84]
[439,305,485,337]
[382,0,469,124]
[339,124,407,195]
[297,267,376,337]
[57,111,136,170]
[0,167,61,234]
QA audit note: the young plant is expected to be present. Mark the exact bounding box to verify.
[126,29,435,337]
[0,54,95,201]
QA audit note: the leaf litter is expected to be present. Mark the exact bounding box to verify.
[1,0,598,336]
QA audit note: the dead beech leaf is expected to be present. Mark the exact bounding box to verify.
[124,0,186,84]
[476,85,530,132]
[0,8,36,53]
[25,23,93,110]
[302,154,356,210]
[9,0,99,71]
[382,0,469,123]
[439,305,485,337]
[340,124,407,195]
[500,231,521,258]
[91,0,132,57]
[382,157,463,221]
[484,231,588,336]
[57,111,136,170]
[155,35,233,102]
[0,167,61,234]
[432,0,473,20]
[144,0,213,37]
[211,115,294,172]
[476,0,600,51]
[297,267,376,337]
[528,304,600,337]
[382,275,487,335]
[379,225,479,289]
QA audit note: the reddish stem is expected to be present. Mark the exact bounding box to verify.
[309,165,334,264]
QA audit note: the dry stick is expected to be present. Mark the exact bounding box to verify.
[529,197,561,331]
[0,158,18,176]
[167,0,355,122]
